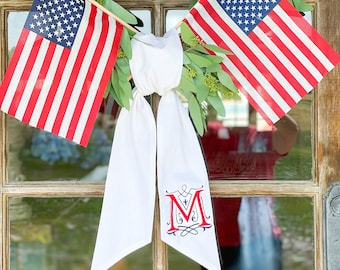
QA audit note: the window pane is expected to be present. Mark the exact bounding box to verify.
[9,197,153,269]
[7,12,28,55]
[9,197,313,269]
[9,112,115,181]
[276,197,314,270]
[210,196,314,270]
[201,95,312,180]
[166,9,188,31]
[274,95,312,180]
[130,9,152,33]
[168,247,200,269]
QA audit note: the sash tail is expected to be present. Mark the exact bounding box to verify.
[91,92,156,270]
[157,91,221,270]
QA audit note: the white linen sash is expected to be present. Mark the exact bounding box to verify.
[91,28,220,270]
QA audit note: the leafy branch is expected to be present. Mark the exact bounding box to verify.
[175,23,239,135]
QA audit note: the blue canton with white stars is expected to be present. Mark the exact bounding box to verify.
[24,0,85,49]
[217,0,280,35]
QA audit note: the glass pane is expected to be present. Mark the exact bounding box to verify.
[9,197,313,270]
[168,247,200,269]
[9,197,153,270]
[274,95,312,180]
[7,12,28,55]
[166,9,188,32]
[130,9,152,33]
[209,196,314,270]
[201,95,312,181]
[9,110,115,181]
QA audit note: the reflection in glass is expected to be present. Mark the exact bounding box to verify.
[9,197,153,270]
[201,95,312,180]
[9,197,313,270]
[275,197,314,270]
[9,117,114,181]
[208,197,313,270]
[7,12,28,53]
[166,10,188,31]
[168,247,201,270]
[7,99,118,181]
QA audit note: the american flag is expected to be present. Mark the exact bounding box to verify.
[185,0,340,124]
[0,0,123,146]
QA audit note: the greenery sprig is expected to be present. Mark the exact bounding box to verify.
[105,27,133,110]
[175,22,239,135]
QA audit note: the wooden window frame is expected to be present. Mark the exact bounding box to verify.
[1,0,339,269]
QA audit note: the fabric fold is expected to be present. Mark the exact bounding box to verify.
[157,91,221,270]
[91,91,156,270]
[92,28,220,270]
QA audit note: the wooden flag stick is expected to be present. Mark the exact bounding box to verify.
[88,0,138,33]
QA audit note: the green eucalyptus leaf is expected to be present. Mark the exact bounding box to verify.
[206,63,223,73]
[179,69,197,93]
[188,0,199,9]
[115,57,131,77]
[119,80,133,106]
[116,85,130,110]
[116,66,130,84]
[190,63,204,76]
[126,28,137,37]
[120,28,133,59]
[115,68,133,101]
[111,69,131,110]
[185,52,212,68]
[205,54,224,64]
[207,94,226,117]
[195,74,210,102]
[193,44,209,54]
[217,71,238,93]
[183,53,191,64]
[110,70,124,107]
[188,95,205,135]
[110,68,119,89]
[204,44,232,55]
[109,87,121,106]
[196,86,210,103]
[103,0,137,25]
[218,84,240,100]
[175,87,191,101]
[180,23,197,47]
[96,0,105,5]
[290,0,314,12]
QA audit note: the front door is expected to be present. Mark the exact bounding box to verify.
[1,0,339,269]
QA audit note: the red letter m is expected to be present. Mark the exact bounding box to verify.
[166,188,211,233]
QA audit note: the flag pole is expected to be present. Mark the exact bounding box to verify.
[88,0,138,33]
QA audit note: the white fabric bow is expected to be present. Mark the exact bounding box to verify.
[91,29,220,270]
